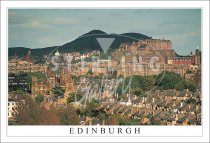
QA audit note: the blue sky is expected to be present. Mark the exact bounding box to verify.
[8,9,201,55]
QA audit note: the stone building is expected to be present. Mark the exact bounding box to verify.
[8,59,46,73]
[194,47,201,65]
[112,39,201,77]
[31,77,52,97]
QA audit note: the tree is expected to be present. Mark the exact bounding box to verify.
[116,84,123,96]
[87,70,93,76]
[184,81,196,92]
[10,90,27,100]
[16,96,39,125]
[85,100,99,117]
[58,104,80,125]
[150,119,162,125]
[67,93,75,103]
[76,99,100,118]
[94,73,104,79]
[106,116,119,125]
[134,88,144,96]
[156,71,176,89]
[175,81,185,91]
[15,96,60,125]
[97,112,107,120]
[67,92,83,103]
[53,86,65,98]
[125,75,155,94]
[27,72,46,82]
[77,108,86,117]
[38,105,60,125]
[186,70,192,74]
[35,94,44,103]
[71,75,80,82]
[156,71,192,91]
[185,98,196,104]
[15,89,25,95]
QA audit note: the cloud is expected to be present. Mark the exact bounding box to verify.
[22,20,48,29]
[8,11,31,25]
[46,18,79,26]
[183,31,200,38]
[9,11,79,29]
[8,11,17,17]
[171,31,201,42]
[37,37,60,47]
[187,32,200,37]
[22,18,79,29]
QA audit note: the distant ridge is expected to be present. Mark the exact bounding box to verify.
[8,30,151,58]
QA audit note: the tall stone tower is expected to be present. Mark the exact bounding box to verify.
[195,46,201,65]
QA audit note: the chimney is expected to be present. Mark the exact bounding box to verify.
[89,120,92,125]
[175,114,179,121]
[188,104,191,109]
[180,102,183,107]
[176,90,179,96]
[152,98,155,103]
[157,90,160,96]
[173,101,176,107]
[196,105,199,110]
[142,97,145,102]
[145,97,147,102]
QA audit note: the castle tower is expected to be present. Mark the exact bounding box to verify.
[195,45,201,65]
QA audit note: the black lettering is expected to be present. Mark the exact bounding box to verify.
[78,128,83,134]
[118,128,123,134]
[126,127,131,134]
[135,127,141,134]
[69,128,74,134]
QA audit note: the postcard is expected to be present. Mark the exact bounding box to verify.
[1,1,209,143]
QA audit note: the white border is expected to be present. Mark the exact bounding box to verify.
[1,1,209,142]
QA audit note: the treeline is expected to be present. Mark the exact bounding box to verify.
[117,71,196,97]
[155,71,196,92]
[11,95,80,125]
[27,72,46,82]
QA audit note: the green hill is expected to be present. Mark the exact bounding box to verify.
[8,30,151,58]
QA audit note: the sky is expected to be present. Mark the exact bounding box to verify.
[8,9,201,55]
